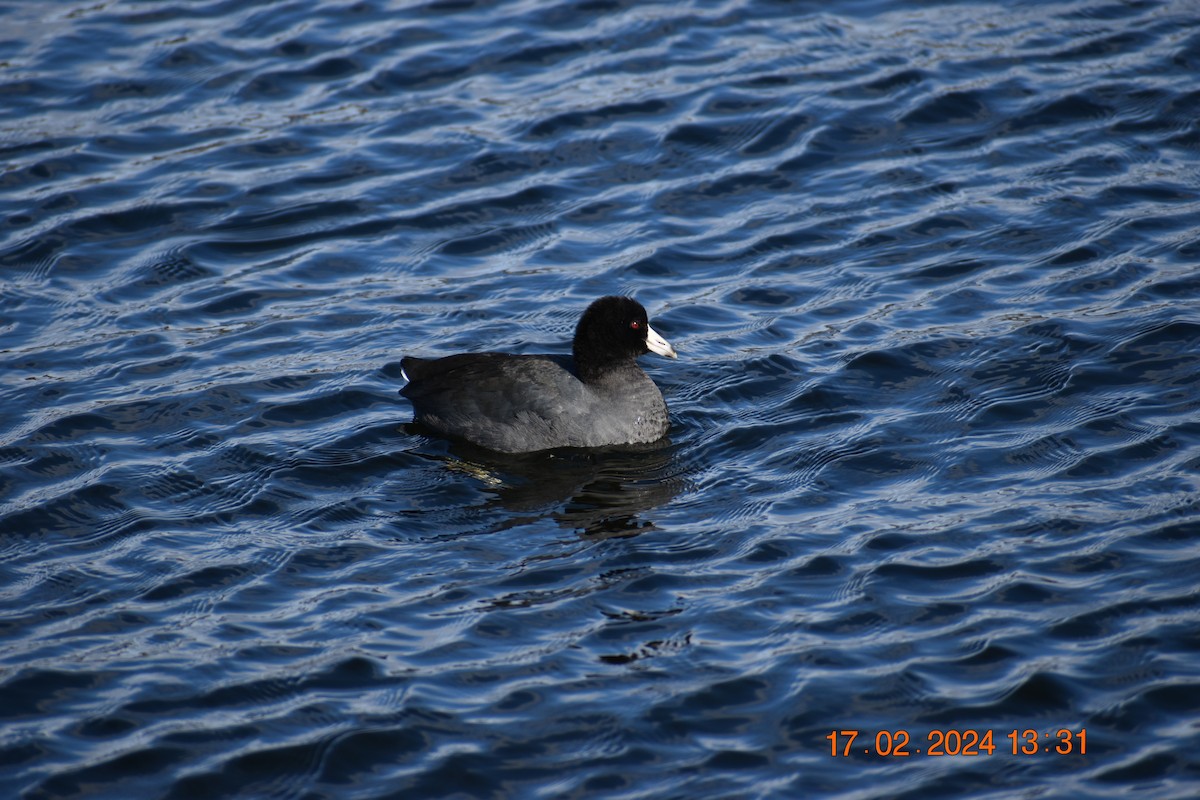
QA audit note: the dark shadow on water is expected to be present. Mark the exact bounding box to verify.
[402,422,684,538]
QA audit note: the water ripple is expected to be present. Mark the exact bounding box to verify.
[3,0,1200,798]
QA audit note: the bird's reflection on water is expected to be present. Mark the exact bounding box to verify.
[405,423,684,538]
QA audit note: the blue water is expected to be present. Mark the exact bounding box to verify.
[3,0,1200,797]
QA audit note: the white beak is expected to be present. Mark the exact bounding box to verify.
[645,324,677,359]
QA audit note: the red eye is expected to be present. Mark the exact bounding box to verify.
[630,320,640,330]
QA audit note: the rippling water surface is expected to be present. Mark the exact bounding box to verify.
[3,0,1200,797]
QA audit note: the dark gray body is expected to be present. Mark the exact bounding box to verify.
[400,352,670,453]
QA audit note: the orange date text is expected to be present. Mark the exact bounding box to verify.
[826,728,1087,757]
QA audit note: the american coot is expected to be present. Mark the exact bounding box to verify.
[400,296,677,453]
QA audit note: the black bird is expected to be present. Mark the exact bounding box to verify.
[400,296,677,453]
